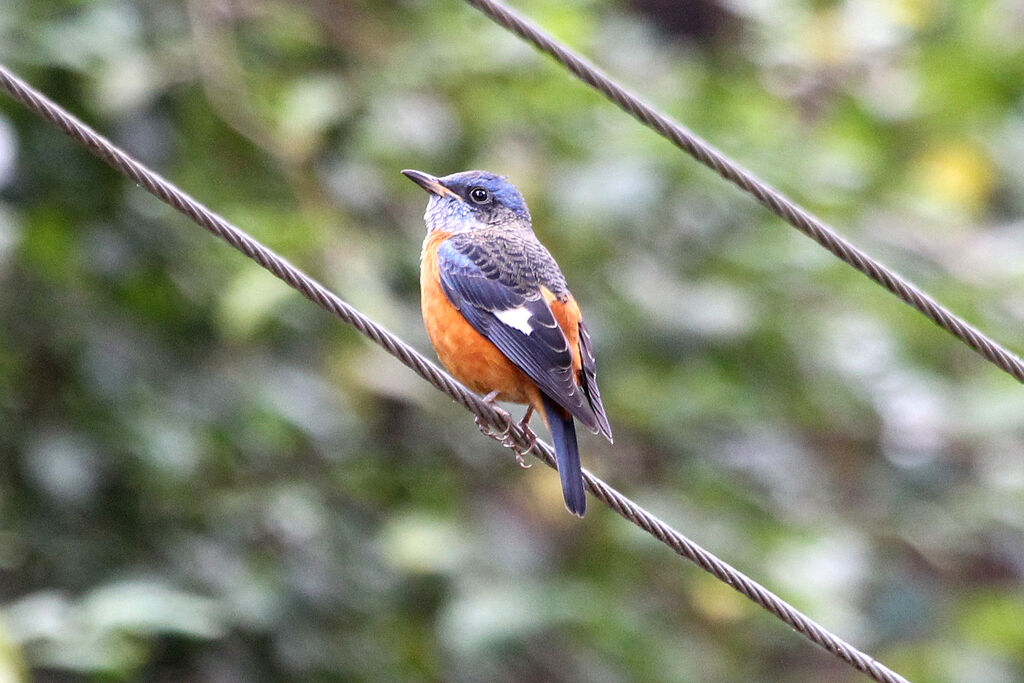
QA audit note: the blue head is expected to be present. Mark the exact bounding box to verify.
[402,169,532,234]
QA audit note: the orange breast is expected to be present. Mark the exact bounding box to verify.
[420,231,538,405]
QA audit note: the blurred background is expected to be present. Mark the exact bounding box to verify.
[2,0,1024,680]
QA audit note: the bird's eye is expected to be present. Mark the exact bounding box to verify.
[469,187,490,204]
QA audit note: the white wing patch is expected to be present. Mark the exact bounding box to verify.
[495,306,534,335]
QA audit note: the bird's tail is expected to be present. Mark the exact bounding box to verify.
[540,394,586,517]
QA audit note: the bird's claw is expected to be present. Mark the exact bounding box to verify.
[474,413,512,441]
[474,392,537,467]
[513,427,537,468]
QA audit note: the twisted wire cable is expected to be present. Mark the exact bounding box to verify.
[0,64,908,683]
[463,0,1024,386]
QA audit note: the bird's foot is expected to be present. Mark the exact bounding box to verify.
[512,425,537,468]
[473,392,537,467]
[512,406,536,468]
[474,390,509,437]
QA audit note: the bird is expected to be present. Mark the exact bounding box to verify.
[403,168,612,517]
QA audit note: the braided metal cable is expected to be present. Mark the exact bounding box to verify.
[0,64,908,683]
[463,0,1024,386]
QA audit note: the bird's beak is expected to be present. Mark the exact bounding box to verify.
[401,169,462,201]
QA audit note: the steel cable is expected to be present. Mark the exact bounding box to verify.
[463,0,1024,387]
[0,64,908,683]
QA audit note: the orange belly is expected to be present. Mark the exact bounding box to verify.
[420,231,537,405]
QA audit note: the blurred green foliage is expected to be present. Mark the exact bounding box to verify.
[2,0,1024,681]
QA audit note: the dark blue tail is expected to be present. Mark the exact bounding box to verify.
[541,394,585,517]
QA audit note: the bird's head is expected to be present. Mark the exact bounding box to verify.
[402,169,531,233]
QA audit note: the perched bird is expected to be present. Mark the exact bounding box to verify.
[403,169,612,517]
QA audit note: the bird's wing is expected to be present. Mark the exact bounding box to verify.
[578,320,613,441]
[437,237,600,431]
